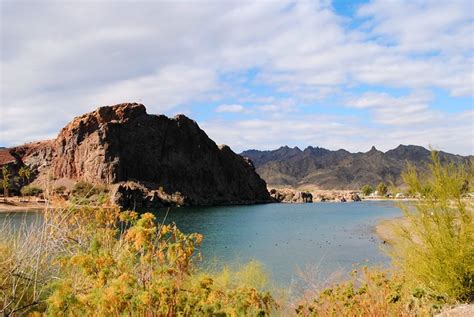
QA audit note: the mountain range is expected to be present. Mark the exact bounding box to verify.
[241,145,472,190]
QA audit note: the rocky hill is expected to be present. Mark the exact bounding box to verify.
[241,145,472,190]
[1,103,271,207]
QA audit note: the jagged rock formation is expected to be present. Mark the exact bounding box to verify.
[1,103,271,207]
[241,145,472,190]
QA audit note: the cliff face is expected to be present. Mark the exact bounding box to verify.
[5,103,271,206]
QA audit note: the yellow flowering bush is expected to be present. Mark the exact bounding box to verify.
[1,206,276,316]
[3,207,274,316]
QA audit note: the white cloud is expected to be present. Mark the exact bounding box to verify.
[0,1,472,154]
[257,105,279,112]
[202,110,474,155]
[94,66,217,110]
[345,90,442,125]
[357,0,473,54]
[216,104,246,113]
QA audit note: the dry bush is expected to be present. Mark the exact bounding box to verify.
[0,206,277,316]
[294,267,437,317]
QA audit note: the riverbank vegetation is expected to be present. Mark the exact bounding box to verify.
[1,152,472,316]
[0,206,276,316]
[393,153,473,302]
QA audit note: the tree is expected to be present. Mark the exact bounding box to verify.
[2,166,11,199]
[361,185,374,196]
[377,182,388,196]
[18,165,31,186]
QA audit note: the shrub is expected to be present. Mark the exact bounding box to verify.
[20,185,43,197]
[72,181,104,198]
[46,211,276,316]
[52,185,67,195]
[377,182,388,196]
[391,152,474,302]
[71,181,109,205]
[361,185,374,196]
[0,206,276,316]
[295,267,436,316]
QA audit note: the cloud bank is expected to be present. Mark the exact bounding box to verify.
[1,0,473,154]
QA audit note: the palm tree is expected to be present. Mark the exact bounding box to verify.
[2,166,11,200]
[377,182,388,197]
[19,166,31,186]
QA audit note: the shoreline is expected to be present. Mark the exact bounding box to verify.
[0,200,48,212]
[0,195,414,213]
[374,217,408,244]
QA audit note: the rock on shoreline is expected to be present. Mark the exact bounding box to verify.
[268,188,362,203]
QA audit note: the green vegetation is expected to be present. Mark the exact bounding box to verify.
[18,166,31,186]
[377,182,388,197]
[71,181,109,205]
[52,185,67,195]
[20,185,43,197]
[72,181,107,198]
[361,184,374,196]
[2,166,11,197]
[392,152,474,302]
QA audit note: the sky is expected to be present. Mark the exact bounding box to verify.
[0,0,473,155]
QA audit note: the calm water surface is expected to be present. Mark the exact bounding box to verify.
[0,201,401,286]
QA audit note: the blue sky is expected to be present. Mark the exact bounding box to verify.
[1,0,473,155]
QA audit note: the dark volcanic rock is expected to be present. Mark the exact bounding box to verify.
[111,181,186,209]
[4,103,272,207]
[350,193,361,202]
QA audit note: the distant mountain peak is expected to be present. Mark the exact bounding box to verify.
[279,145,301,150]
[275,145,302,154]
[241,144,470,190]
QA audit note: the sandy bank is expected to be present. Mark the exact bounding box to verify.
[375,216,413,245]
[0,197,49,212]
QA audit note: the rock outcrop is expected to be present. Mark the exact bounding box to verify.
[312,191,361,202]
[269,188,313,203]
[3,103,272,207]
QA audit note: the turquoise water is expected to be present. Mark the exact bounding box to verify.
[152,201,401,285]
[0,201,401,286]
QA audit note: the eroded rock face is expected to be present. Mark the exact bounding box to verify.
[5,103,271,207]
